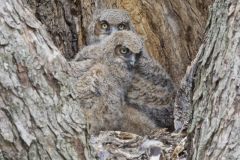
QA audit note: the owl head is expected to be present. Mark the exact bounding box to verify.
[101,30,143,71]
[87,9,135,44]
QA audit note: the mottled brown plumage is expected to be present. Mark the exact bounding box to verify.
[78,9,176,130]
[75,31,156,134]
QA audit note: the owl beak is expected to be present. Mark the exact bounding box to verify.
[128,55,136,66]
[127,55,136,70]
[111,27,118,33]
[129,60,135,66]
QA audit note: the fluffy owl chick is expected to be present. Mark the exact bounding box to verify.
[76,31,151,134]
[77,9,176,130]
[87,9,135,44]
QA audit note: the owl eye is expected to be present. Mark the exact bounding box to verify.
[101,22,109,29]
[120,47,129,54]
[118,24,126,30]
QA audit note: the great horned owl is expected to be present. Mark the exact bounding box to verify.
[76,9,176,130]
[87,9,135,44]
[75,31,156,135]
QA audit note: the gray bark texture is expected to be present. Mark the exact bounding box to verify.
[187,0,240,159]
[0,1,92,159]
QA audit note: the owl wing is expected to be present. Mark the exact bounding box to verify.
[68,59,95,78]
[74,43,101,61]
[128,53,176,106]
[126,52,176,129]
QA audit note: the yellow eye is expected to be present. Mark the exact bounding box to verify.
[118,24,126,30]
[120,47,129,54]
[101,23,108,29]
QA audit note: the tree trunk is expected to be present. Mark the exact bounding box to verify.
[188,0,240,159]
[4,0,240,159]
[0,1,92,159]
[25,0,210,86]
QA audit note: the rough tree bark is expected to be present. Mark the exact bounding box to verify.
[0,0,191,159]
[0,1,92,159]
[25,0,210,86]
[188,0,240,159]
[3,0,240,159]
